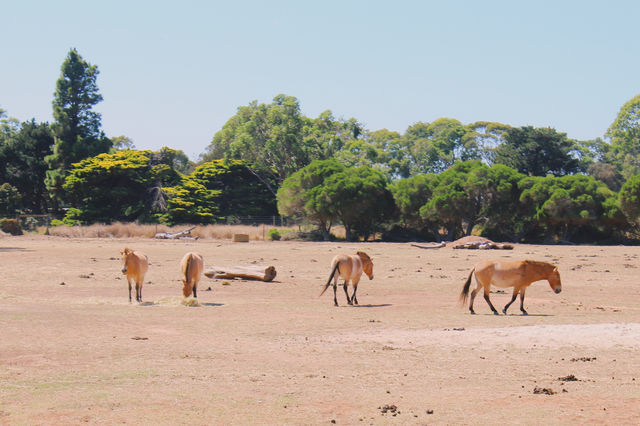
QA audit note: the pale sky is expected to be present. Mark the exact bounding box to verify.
[1,0,639,160]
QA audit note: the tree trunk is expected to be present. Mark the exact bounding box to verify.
[345,225,352,242]
[204,265,277,282]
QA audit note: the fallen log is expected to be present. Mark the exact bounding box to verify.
[155,226,197,239]
[204,265,277,282]
[411,242,446,249]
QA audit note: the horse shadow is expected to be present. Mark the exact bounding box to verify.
[0,247,31,252]
[201,302,224,307]
[351,303,392,308]
[481,313,553,317]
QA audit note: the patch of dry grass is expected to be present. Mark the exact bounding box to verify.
[45,222,313,240]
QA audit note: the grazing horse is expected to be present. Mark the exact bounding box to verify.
[320,251,374,306]
[460,259,562,315]
[120,248,149,303]
[180,252,204,298]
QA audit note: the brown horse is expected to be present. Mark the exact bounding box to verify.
[180,252,204,298]
[460,259,562,315]
[320,251,374,306]
[120,248,149,303]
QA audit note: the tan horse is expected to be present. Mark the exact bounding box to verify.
[180,252,204,298]
[320,251,374,306]
[120,248,149,303]
[460,259,562,315]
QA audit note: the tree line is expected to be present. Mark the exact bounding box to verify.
[2,48,640,242]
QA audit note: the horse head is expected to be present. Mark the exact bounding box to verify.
[548,266,562,294]
[357,251,374,280]
[120,248,132,274]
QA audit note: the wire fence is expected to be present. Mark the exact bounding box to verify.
[223,215,299,227]
[12,214,303,229]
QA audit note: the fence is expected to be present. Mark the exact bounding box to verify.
[223,215,301,227]
[11,214,303,229]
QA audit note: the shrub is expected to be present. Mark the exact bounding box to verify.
[0,218,23,235]
[268,228,281,240]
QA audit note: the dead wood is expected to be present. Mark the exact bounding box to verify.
[204,265,277,282]
[154,226,197,239]
[411,242,446,249]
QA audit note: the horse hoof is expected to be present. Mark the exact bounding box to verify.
[493,311,500,316]
[470,311,476,315]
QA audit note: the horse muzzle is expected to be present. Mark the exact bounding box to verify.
[121,268,127,274]
[554,287,562,294]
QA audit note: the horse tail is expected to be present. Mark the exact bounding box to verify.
[459,268,475,305]
[319,262,340,297]
[184,253,193,283]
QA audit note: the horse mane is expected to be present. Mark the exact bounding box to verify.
[356,251,371,261]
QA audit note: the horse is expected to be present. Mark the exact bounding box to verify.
[120,248,149,303]
[459,259,562,315]
[180,252,204,298]
[320,251,374,306]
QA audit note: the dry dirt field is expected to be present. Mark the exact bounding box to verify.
[1,235,640,425]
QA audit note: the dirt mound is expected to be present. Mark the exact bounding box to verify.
[451,236,493,245]
[450,236,513,250]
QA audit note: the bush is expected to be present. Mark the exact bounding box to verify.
[268,228,281,241]
[0,218,23,235]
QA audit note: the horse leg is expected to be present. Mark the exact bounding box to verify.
[128,279,132,303]
[519,288,528,315]
[483,287,499,315]
[333,281,338,306]
[343,281,352,305]
[193,281,198,298]
[135,282,141,303]
[469,281,482,314]
[503,288,519,314]
[351,284,359,305]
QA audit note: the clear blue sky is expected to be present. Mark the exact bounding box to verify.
[2,0,638,160]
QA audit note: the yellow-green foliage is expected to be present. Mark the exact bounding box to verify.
[62,150,154,223]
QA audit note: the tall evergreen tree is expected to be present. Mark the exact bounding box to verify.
[45,48,111,207]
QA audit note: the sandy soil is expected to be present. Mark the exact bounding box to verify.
[1,236,639,425]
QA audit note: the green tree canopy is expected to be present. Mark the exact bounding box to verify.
[319,166,395,241]
[405,118,479,174]
[606,94,640,178]
[520,174,624,242]
[161,159,276,225]
[277,159,346,240]
[63,150,155,223]
[0,119,54,213]
[619,174,640,229]
[494,126,583,176]
[202,94,311,193]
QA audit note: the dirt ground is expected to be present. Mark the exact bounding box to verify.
[1,236,639,425]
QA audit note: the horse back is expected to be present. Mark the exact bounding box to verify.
[475,259,551,287]
[181,252,204,282]
[333,254,363,282]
